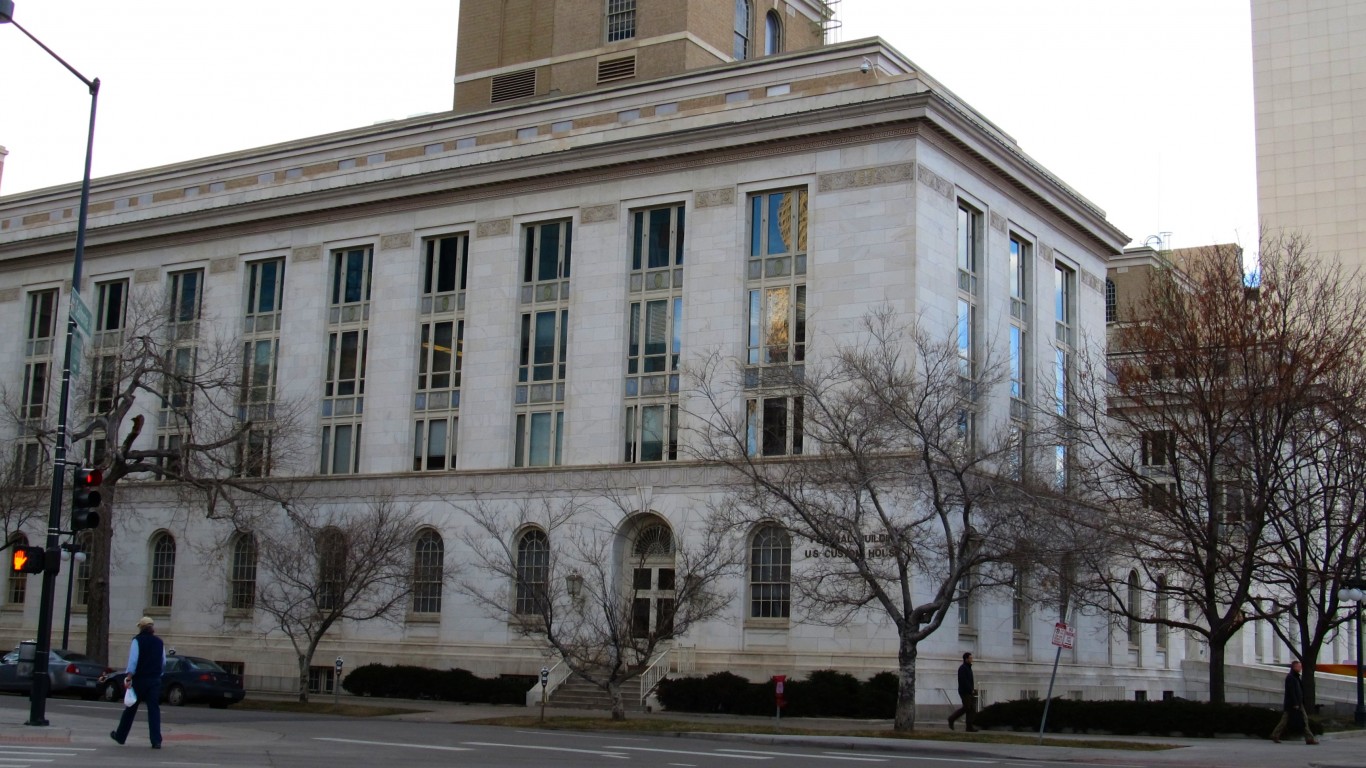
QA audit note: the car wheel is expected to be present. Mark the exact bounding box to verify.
[166,685,186,707]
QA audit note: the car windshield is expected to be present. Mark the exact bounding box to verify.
[183,658,227,672]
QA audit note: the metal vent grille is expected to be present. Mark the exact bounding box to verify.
[491,69,537,103]
[597,55,636,83]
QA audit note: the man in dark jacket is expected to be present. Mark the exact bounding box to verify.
[1270,660,1318,744]
[110,616,166,749]
[948,652,978,732]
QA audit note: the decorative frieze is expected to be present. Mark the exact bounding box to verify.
[291,245,322,262]
[134,268,159,284]
[916,164,952,199]
[581,204,618,223]
[477,219,512,238]
[1038,244,1054,264]
[990,211,1007,234]
[695,187,736,208]
[210,257,236,274]
[381,232,413,251]
[1081,268,1103,293]
[817,162,914,192]
[0,287,18,303]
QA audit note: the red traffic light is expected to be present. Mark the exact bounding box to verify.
[72,466,103,531]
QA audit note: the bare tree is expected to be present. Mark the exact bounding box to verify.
[1067,235,1366,704]
[0,443,49,547]
[689,308,1035,731]
[254,495,426,702]
[455,493,738,720]
[16,286,311,663]
[1251,401,1366,707]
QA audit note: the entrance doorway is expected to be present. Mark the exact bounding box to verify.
[628,520,675,640]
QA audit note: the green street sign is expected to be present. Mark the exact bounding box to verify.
[69,333,84,378]
[69,292,92,339]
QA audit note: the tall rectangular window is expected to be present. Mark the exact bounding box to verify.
[415,233,469,472]
[515,222,571,468]
[321,247,372,474]
[625,204,685,463]
[167,269,203,326]
[1008,235,1030,411]
[745,189,807,457]
[89,279,129,417]
[240,258,285,477]
[25,289,57,353]
[606,0,635,41]
[1053,260,1077,489]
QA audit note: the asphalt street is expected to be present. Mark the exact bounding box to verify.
[0,693,1361,768]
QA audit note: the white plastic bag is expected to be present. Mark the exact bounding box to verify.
[123,686,137,707]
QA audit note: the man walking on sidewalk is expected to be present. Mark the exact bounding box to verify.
[110,616,166,749]
[948,652,978,732]
[1270,660,1317,745]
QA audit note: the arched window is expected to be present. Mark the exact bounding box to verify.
[1127,569,1142,644]
[764,10,782,55]
[229,533,257,611]
[149,532,176,609]
[733,0,751,60]
[632,523,674,557]
[6,534,27,605]
[515,528,549,616]
[749,525,790,619]
[412,529,444,615]
[317,527,347,611]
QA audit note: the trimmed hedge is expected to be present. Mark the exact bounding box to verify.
[655,669,898,718]
[341,663,532,705]
[976,697,1323,737]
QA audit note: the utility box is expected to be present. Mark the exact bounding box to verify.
[17,640,37,679]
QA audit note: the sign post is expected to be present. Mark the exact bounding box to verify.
[1038,622,1076,743]
[773,675,786,724]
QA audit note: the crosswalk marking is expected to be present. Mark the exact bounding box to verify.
[313,738,470,752]
[460,740,629,759]
[605,746,770,760]
[719,747,887,762]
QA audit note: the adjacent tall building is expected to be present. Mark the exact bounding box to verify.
[0,1,1231,705]
[1252,0,1366,272]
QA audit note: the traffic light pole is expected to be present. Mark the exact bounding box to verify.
[0,2,101,727]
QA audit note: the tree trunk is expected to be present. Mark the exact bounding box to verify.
[297,652,311,703]
[84,490,114,665]
[608,679,626,720]
[1301,646,1320,711]
[894,631,919,732]
[1207,638,1226,705]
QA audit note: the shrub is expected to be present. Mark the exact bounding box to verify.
[656,669,896,718]
[975,697,1321,737]
[341,663,534,705]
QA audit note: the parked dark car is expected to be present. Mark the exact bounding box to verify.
[96,653,245,707]
[0,647,112,698]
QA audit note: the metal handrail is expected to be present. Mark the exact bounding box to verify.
[639,644,674,707]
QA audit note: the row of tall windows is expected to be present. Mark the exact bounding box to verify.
[19,188,813,478]
[956,198,1078,487]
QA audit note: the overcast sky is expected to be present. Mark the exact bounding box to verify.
[0,0,1256,251]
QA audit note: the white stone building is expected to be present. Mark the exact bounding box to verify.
[0,2,1218,705]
